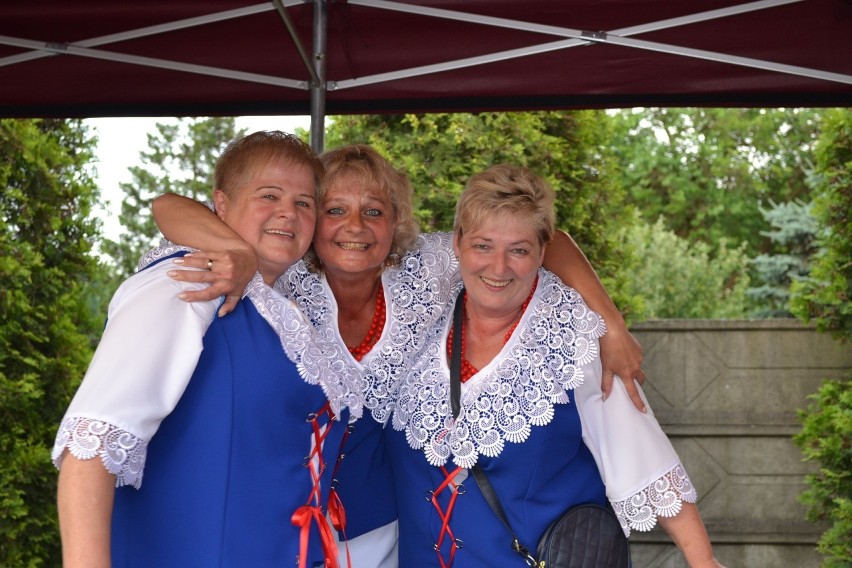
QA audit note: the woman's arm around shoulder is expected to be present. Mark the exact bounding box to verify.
[152,192,257,316]
[542,230,646,411]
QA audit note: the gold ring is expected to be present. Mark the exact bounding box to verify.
[207,259,213,271]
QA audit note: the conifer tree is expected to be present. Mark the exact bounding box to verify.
[0,118,102,566]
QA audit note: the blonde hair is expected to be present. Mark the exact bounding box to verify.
[454,164,556,246]
[214,131,323,198]
[304,144,419,271]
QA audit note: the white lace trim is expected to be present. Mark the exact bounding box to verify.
[136,240,194,273]
[56,243,367,484]
[391,270,606,469]
[248,273,366,420]
[611,463,697,536]
[52,416,147,489]
[281,232,459,424]
[137,242,366,420]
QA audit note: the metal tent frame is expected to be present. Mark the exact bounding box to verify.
[1,0,850,151]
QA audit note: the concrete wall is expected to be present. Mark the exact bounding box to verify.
[627,319,851,568]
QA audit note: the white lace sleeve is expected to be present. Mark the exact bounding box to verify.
[574,357,697,536]
[52,260,219,488]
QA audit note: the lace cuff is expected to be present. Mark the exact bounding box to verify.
[610,463,697,536]
[52,416,148,489]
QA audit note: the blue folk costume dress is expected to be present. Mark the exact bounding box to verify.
[53,245,364,568]
[280,232,459,567]
[384,269,698,567]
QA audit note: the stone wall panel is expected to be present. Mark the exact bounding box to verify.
[627,319,851,567]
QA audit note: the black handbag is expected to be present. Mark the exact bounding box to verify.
[449,290,631,568]
[535,503,631,568]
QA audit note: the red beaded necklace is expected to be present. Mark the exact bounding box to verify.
[347,286,386,362]
[447,277,537,383]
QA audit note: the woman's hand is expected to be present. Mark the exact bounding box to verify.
[599,326,647,412]
[168,247,258,317]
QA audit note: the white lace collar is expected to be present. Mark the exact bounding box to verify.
[282,233,459,424]
[391,269,606,469]
[246,274,365,420]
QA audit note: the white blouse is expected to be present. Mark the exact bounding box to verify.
[53,246,365,488]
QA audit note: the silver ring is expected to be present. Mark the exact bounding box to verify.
[207,259,213,271]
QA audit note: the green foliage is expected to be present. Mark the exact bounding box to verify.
[620,215,751,320]
[748,199,818,317]
[100,117,244,278]
[325,111,641,318]
[0,118,103,566]
[609,107,822,258]
[788,108,852,565]
[790,108,852,341]
[793,377,852,567]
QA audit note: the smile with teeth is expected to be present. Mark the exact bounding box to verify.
[481,276,511,288]
[265,229,294,237]
[337,242,371,251]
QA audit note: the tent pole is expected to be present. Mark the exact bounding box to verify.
[310,0,327,154]
[273,0,319,86]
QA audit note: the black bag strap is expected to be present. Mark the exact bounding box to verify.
[449,289,539,567]
[450,289,464,421]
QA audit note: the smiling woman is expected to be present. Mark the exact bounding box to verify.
[383,163,725,568]
[52,130,359,568]
[210,137,317,285]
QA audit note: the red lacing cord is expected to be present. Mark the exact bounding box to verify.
[327,422,353,568]
[429,465,466,568]
[291,401,341,568]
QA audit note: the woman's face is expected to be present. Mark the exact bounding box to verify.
[313,171,397,281]
[213,159,315,285]
[454,211,544,319]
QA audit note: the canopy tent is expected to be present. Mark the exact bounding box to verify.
[1,0,850,150]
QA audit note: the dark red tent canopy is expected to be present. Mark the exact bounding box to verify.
[2,0,850,122]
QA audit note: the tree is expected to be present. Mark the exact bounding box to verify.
[794,379,852,568]
[100,117,243,278]
[0,118,103,566]
[748,199,818,317]
[325,111,641,319]
[790,108,852,339]
[619,215,751,320]
[788,108,852,567]
[609,108,822,258]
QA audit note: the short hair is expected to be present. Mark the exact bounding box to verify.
[454,164,556,246]
[214,131,324,198]
[304,144,419,271]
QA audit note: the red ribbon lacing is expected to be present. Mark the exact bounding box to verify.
[291,401,342,568]
[430,465,466,568]
[327,423,353,568]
